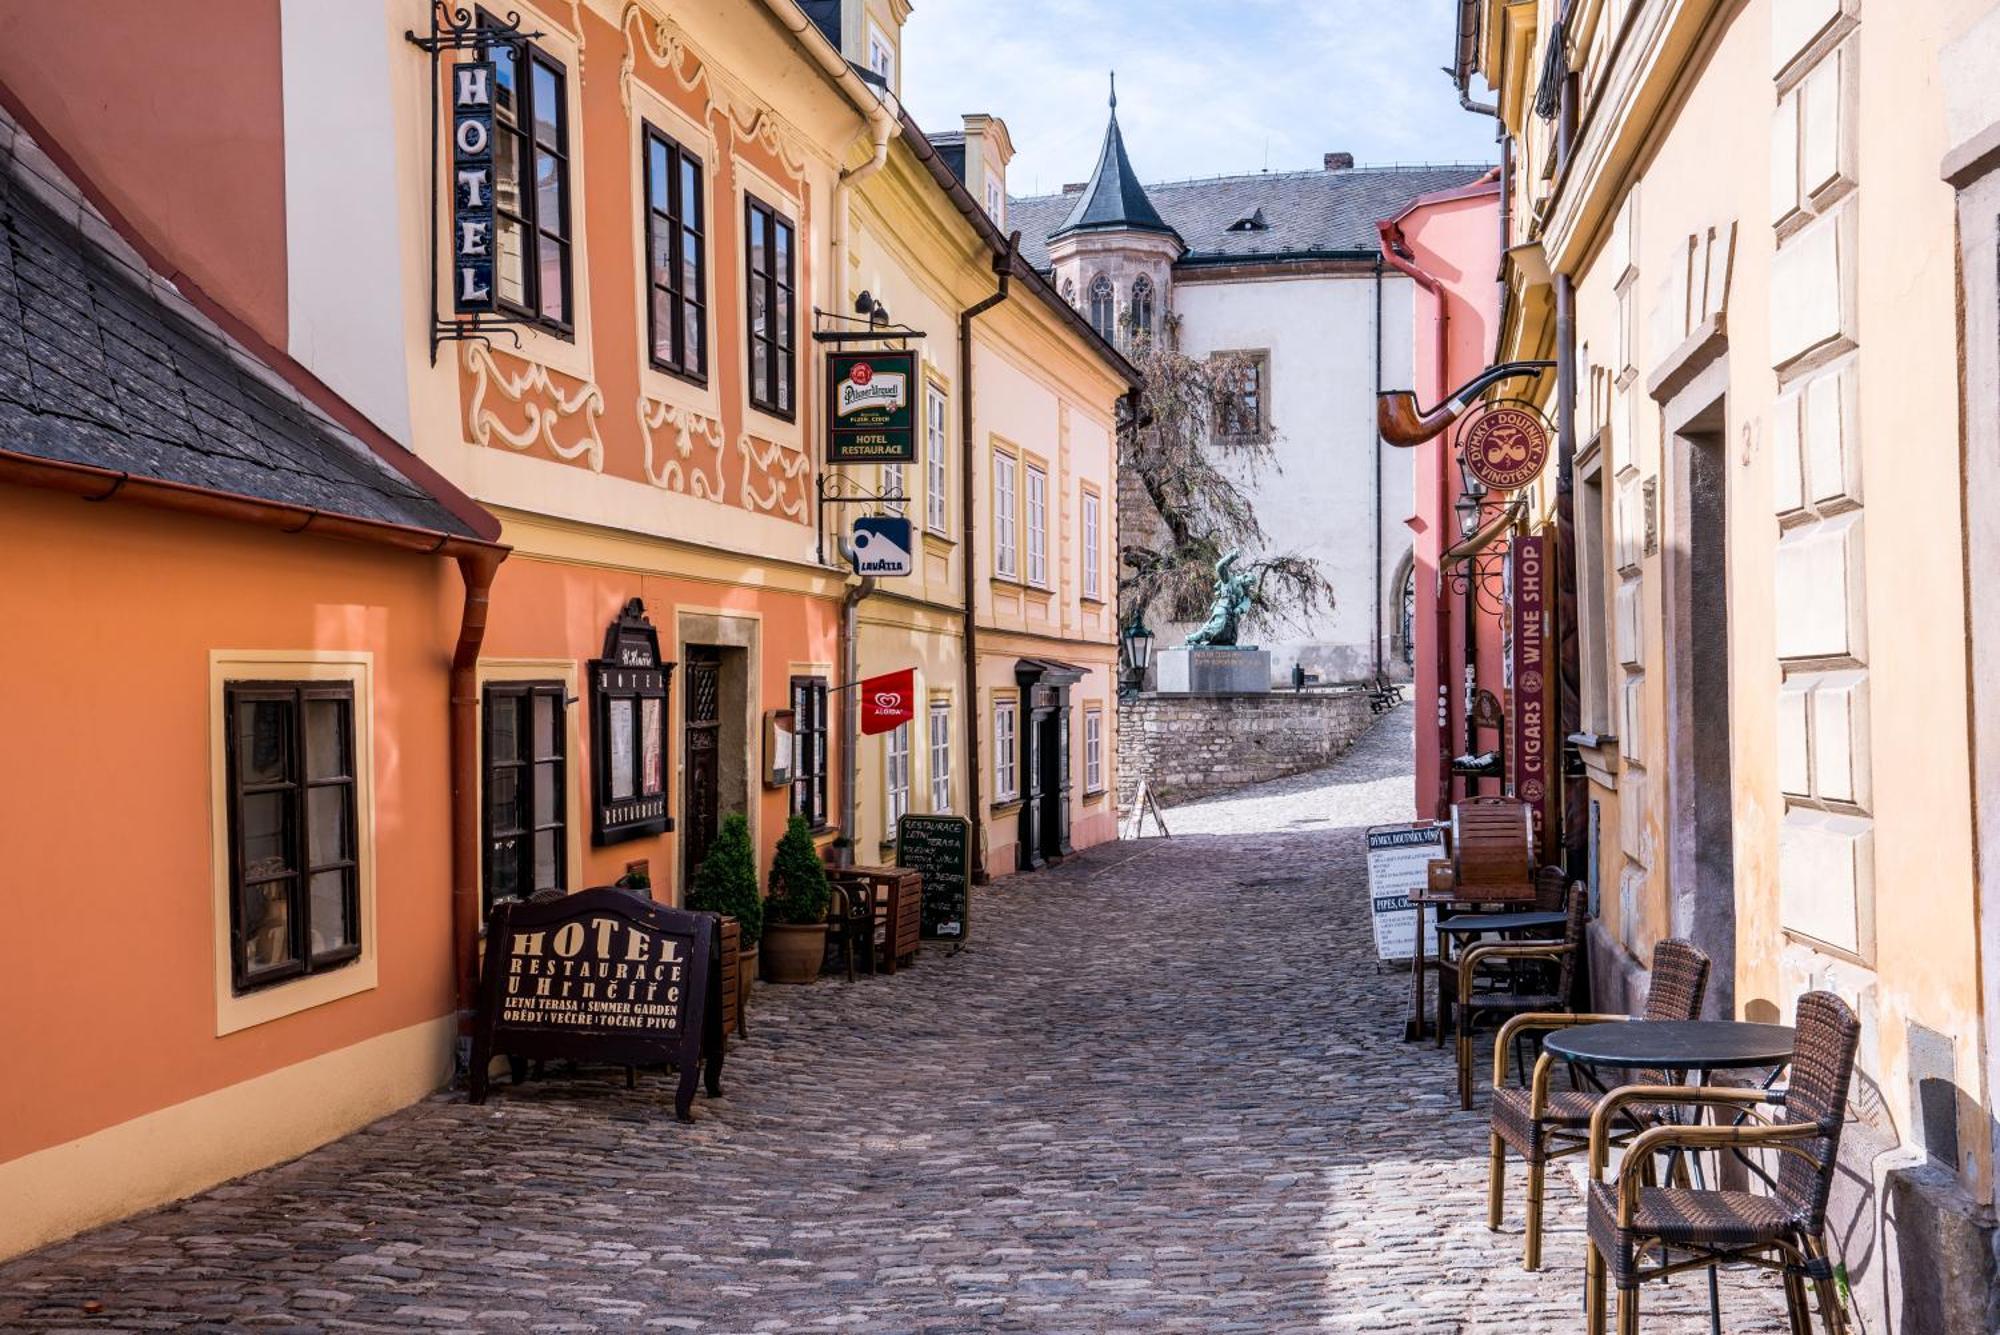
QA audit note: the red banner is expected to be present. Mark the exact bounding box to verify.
[1510,535,1553,854]
[860,668,916,736]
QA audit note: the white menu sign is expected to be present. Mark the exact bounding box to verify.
[1365,823,1447,962]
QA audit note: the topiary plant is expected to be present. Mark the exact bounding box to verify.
[686,812,762,948]
[767,813,831,925]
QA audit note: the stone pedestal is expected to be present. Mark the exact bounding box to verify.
[1154,646,1272,695]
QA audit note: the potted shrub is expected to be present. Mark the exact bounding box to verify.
[686,812,761,1025]
[762,814,831,983]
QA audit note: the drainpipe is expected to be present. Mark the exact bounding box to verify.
[1372,253,1385,683]
[1378,220,1455,817]
[450,549,505,1030]
[838,562,879,867]
[960,235,1017,883]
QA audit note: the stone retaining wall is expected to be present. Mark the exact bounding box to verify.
[1116,688,1376,807]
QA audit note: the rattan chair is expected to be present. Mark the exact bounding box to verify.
[1451,883,1589,1109]
[1582,990,1860,1335]
[1486,938,1711,1269]
[1437,864,1575,1051]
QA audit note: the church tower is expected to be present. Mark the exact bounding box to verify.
[1046,76,1183,350]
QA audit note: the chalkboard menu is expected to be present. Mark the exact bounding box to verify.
[469,888,717,1121]
[897,813,971,942]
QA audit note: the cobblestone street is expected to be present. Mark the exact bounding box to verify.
[0,709,1787,1333]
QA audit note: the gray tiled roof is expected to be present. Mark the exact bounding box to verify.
[1050,109,1180,245]
[0,117,477,537]
[1009,163,1492,271]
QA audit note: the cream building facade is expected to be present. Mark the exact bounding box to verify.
[1462,0,2000,1324]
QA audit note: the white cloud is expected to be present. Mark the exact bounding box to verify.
[900,0,1499,197]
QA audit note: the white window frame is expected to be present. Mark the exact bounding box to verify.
[993,449,1018,578]
[926,382,949,534]
[993,696,1018,801]
[1084,707,1104,794]
[1081,487,1102,600]
[984,172,1005,228]
[866,19,895,85]
[882,461,906,516]
[885,721,911,836]
[929,698,952,811]
[1025,462,1048,587]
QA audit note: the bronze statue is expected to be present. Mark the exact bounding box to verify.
[1185,549,1257,647]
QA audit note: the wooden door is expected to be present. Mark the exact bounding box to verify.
[683,646,721,883]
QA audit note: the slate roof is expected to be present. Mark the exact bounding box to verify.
[0,113,479,538]
[1049,97,1180,246]
[1010,163,1493,271]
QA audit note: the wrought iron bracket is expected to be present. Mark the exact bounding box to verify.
[815,470,910,566]
[406,3,544,366]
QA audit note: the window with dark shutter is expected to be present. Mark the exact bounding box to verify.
[746,194,797,418]
[483,681,568,913]
[789,675,829,828]
[643,124,706,381]
[224,682,361,993]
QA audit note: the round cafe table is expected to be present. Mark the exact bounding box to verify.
[1543,1020,1795,1335]
[1433,909,1569,1043]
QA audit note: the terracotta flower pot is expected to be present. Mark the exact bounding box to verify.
[762,922,827,984]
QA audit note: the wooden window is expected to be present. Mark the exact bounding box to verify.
[643,124,706,381]
[926,382,950,534]
[885,721,911,836]
[483,681,567,913]
[1084,707,1105,794]
[993,696,1018,801]
[929,697,952,811]
[1081,487,1102,600]
[223,682,361,993]
[993,450,1018,578]
[1025,463,1048,587]
[485,16,572,330]
[746,195,797,418]
[790,675,829,828]
[1218,353,1268,438]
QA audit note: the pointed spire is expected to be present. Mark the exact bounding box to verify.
[1050,78,1181,245]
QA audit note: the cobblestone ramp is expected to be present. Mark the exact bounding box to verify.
[0,709,1787,1332]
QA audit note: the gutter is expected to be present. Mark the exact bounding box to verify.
[1452,0,1499,115]
[959,236,1015,884]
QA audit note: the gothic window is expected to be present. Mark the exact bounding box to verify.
[1062,277,1076,306]
[1088,274,1115,341]
[1129,274,1155,346]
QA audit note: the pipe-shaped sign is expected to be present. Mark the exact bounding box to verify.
[1376,360,1556,448]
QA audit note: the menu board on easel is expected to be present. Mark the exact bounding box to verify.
[897,813,971,943]
[1365,823,1447,962]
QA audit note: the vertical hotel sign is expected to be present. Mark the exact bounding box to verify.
[452,58,497,313]
[1510,534,1552,849]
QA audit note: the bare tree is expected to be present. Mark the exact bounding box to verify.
[1118,333,1333,636]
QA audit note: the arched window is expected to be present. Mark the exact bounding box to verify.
[1088,274,1115,341]
[1129,275,1155,346]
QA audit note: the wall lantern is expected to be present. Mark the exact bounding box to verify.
[1120,614,1155,697]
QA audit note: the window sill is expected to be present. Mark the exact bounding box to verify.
[217,951,376,1037]
[748,400,799,427]
[1080,594,1107,608]
[1082,788,1107,803]
[990,574,1024,590]
[923,530,955,554]
[990,798,1023,815]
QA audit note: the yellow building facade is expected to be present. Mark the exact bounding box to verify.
[1462,0,2000,1322]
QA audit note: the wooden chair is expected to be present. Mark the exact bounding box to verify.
[826,877,876,981]
[1583,991,1860,1335]
[1486,938,1711,1269]
[1451,796,1538,901]
[1452,884,1589,1109]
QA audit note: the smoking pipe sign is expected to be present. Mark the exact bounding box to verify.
[826,350,916,464]
[850,515,914,577]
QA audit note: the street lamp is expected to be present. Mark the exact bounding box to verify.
[1120,614,1155,697]
[1454,489,1484,542]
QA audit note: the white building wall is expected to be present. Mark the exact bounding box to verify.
[1172,268,1416,684]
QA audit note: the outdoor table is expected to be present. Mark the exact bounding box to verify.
[1430,908,1569,1045]
[1543,1020,1796,1334]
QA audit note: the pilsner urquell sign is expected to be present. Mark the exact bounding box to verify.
[1510,534,1553,855]
[826,350,916,464]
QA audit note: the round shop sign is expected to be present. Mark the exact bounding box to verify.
[1461,403,1552,492]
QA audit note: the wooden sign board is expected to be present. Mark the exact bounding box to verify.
[470,888,717,1121]
[897,813,971,943]
[1366,823,1447,962]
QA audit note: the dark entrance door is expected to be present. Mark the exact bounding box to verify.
[1014,658,1086,870]
[683,646,722,884]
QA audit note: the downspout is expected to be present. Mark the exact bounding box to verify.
[961,235,1017,883]
[1373,253,1385,683]
[838,564,879,866]
[1378,220,1455,816]
[451,549,506,1031]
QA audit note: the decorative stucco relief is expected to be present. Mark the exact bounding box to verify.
[616,3,809,177]
[740,433,812,522]
[638,396,725,499]
[464,340,606,472]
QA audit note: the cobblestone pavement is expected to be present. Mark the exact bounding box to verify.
[0,707,1789,1333]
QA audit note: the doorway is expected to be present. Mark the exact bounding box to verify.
[682,645,722,884]
[1013,658,1085,870]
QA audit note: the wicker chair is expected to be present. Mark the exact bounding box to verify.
[1486,938,1711,1269]
[1451,884,1589,1109]
[1437,864,1575,1050]
[1582,990,1861,1335]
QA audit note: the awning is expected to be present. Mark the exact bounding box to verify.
[1016,657,1091,686]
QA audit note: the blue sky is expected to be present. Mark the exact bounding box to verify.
[900,0,1499,199]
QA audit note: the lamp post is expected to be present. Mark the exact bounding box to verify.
[1120,614,1155,698]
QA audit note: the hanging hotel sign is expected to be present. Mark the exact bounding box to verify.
[469,889,718,1121]
[450,58,497,314]
[1460,401,1552,492]
[1509,534,1553,843]
[826,350,917,464]
[589,599,675,846]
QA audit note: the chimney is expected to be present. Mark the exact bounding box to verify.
[1324,152,1355,171]
[1062,181,1086,194]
